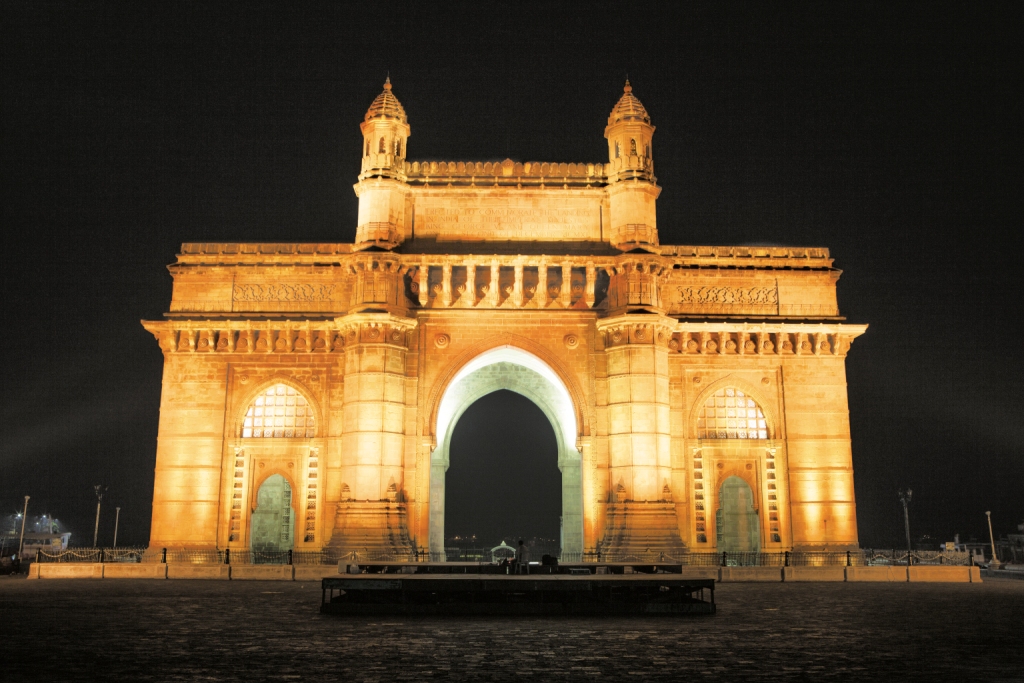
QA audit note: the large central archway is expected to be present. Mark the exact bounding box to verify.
[430,346,584,559]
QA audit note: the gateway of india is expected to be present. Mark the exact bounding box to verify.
[143,79,866,560]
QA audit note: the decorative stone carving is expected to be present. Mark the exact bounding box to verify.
[434,333,450,349]
[563,333,580,349]
[673,285,778,306]
[233,283,336,303]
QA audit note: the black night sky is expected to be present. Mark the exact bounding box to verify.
[2,3,1020,549]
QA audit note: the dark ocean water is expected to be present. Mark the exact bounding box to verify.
[1,577,1021,681]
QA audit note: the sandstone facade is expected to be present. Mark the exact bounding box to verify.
[143,80,866,558]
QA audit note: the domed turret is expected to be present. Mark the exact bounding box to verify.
[359,78,411,181]
[603,80,660,250]
[607,80,651,126]
[354,78,413,248]
[365,77,408,123]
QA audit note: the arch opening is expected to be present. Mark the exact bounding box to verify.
[430,346,584,560]
[250,474,294,554]
[446,391,561,551]
[717,476,760,553]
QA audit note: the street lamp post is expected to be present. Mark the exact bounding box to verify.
[17,496,30,560]
[985,511,1000,569]
[93,485,105,548]
[898,489,913,566]
[113,507,121,549]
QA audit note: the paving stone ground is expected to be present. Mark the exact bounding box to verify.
[1,577,1021,681]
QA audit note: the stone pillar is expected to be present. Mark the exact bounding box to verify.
[597,315,683,557]
[537,261,548,308]
[330,313,417,557]
[147,347,228,549]
[560,262,572,308]
[428,459,446,559]
[488,260,500,307]
[513,261,524,308]
[784,357,860,550]
[441,262,452,308]
[465,263,476,307]
[417,261,429,307]
[585,262,596,308]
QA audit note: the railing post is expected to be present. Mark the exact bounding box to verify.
[161,547,167,563]
[225,548,230,565]
[99,548,105,564]
[785,551,790,567]
[288,549,293,565]
[721,552,727,567]
[846,550,851,567]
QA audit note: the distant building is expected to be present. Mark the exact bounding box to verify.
[142,80,867,560]
[1,532,71,561]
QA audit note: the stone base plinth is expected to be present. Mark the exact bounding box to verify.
[102,563,168,579]
[783,566,846,582]
[328,501,414,560]
[230,565,294,580]
[598,502,686,560]
[167,564,230,579]
[719,567,784,582]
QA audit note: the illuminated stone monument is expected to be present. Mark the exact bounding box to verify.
[143,79,866,559]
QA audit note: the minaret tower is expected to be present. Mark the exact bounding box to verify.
[604,80,661,249]
[354,78,412,247]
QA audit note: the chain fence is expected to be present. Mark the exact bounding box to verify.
[32,546,974,567]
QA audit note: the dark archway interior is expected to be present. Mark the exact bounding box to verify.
[446,390,561,546]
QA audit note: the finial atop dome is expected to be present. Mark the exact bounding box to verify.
[365,77,407,123]
[608,79,650,125]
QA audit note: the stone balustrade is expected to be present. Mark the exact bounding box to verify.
[402,158,607,188]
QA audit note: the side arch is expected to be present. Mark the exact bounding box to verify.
[688,376,779,440]
[424,333,590,448]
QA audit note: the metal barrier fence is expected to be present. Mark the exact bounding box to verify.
[37,547,148,563]
[33,547,973,567]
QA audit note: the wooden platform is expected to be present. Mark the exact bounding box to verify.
[321,575,716,616]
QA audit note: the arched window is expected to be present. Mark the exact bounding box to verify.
[697,388,767,439]
[242,384,315,438]
[394,139,401,157]
[630,138,637,155]
[365,140,370,156]
[614,141,621,158]
[378,137,386,153]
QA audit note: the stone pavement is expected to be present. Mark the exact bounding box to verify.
[1,577,1021,681]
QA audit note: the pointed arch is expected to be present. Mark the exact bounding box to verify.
[233,377,322,439]
[424,333,590,447]
[689,377,778,440]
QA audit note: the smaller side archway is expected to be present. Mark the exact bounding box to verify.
[717,476,760,553]
[250,473,296,553]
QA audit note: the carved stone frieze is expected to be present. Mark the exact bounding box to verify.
[673,284,778,307]
[233,283,336,303]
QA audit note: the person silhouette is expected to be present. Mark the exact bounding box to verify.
[515,539,530,575]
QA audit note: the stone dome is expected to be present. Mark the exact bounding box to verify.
[608,80,650,125]
[364,77,407,122]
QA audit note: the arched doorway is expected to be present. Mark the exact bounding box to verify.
[445,390,561,549]
[430,347,584,560]
[250,474,294,553]
[716,476,760,553]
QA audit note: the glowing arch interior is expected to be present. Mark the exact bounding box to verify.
[430,346,583,558]
[436,346,578,450]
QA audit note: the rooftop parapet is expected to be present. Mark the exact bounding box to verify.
[402,158,607,188]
